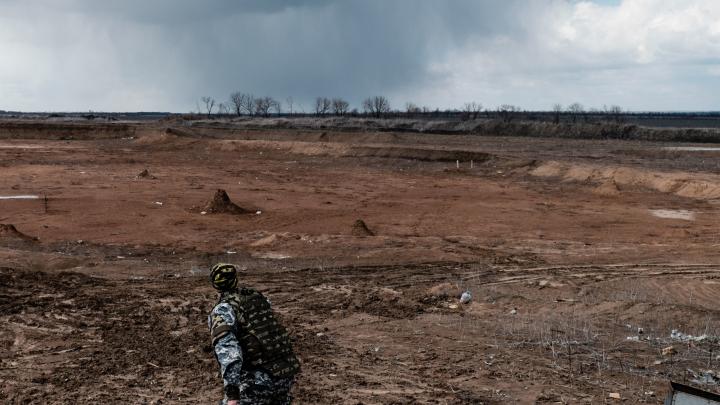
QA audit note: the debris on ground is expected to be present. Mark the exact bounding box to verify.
[687,369,720,386]
[460,291,472,304]
[662,346,677,356]
[135,168,156,179]
[671,329,711,342]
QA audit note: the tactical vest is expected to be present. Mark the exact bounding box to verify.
[215,288,300,379]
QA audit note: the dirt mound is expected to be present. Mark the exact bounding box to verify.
[593,179,621,196]
[349,287,425,319]
[135,168,156,180]
[0,122,135,140]
[0,224,37,242]
[531,160,720,200]
[133,130,180,146]
[203,189,249,214]
[351,219,374,236]
[427,282,463,299]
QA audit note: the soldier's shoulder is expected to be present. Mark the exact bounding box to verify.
[210,301,235,317]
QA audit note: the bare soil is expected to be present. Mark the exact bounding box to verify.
[2,121,720,403]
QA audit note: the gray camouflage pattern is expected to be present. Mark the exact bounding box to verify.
[209,303,243,379]
[210,302,294,404]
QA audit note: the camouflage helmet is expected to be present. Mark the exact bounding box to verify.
[209,263,238,290]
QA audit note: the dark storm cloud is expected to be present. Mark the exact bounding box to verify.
[1,1,719,111]
[0,0,540,111]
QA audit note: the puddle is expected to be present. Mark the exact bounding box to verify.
[663,147,720,151]
[650,209,695,220]
[0,195,40,200]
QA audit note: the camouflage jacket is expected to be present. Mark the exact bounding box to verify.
[208,287,300,386]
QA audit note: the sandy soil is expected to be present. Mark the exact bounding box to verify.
[2,122,720,404]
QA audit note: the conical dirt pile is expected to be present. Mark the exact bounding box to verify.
[351,219,374,236]
[203,189,249,215]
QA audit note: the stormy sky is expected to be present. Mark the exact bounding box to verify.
[1,0,718,112]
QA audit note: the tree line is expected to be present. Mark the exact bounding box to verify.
[198,93,392,118]
[197,93,625,123]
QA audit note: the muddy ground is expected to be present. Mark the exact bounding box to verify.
[2,121,720,404]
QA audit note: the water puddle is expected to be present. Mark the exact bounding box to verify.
[0,195,40,200]
[650,209,695,221]
[663,147,720,151]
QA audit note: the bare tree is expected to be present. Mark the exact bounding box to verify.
[362,96,391,118]
[285,96,294,115]
[217,102,229,116]
[405,102,421,114]
[497,104,520,123]
[201,96,216,118]
[229,92,243,116]
[552,103,563,124]
[567,102,584,123]
[230,92,255,116]
[331,98,350,116]
[606,105,623,122]
[253,96,280,117]
[462,102,482,120]
[314,97,331,116]
[272,98,282,115]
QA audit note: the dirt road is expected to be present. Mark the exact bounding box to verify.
[2,122,720,403]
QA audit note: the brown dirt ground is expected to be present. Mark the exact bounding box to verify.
[2,122,720,403]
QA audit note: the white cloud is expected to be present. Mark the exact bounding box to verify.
[418,0,720,111]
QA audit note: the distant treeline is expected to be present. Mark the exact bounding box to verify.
[3,101,720,129]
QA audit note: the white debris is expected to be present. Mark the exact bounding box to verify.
[460,291,472,304]
[671,329,710,342]
[154,201,163,206]
[650,209,694,221]
[0,195,40,200]
[510,308,517,315]
[688,369,720,386]
[200,211,207,215]
[256,210,262,215]
[226,251,237,254]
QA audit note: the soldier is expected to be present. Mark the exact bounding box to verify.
[208,263,300,404]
